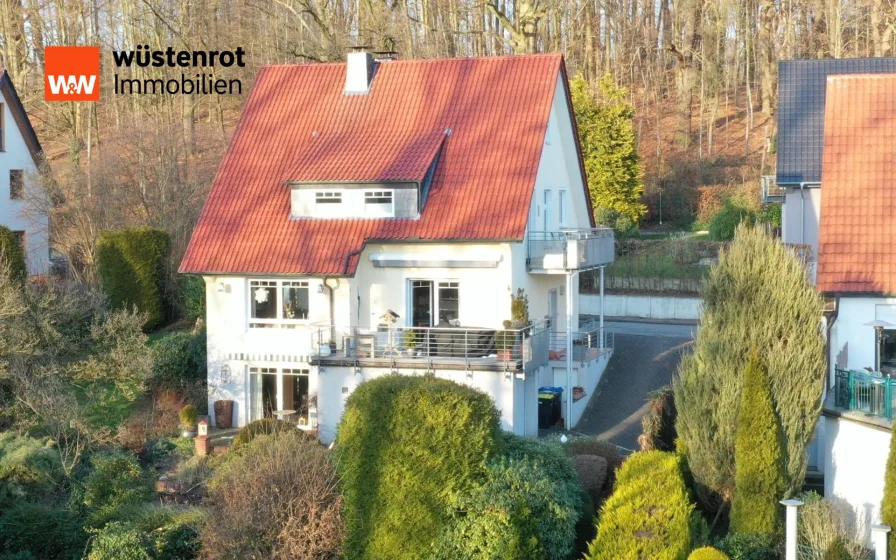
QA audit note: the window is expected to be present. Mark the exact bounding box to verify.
[12,231,24,255]
[315,191,342,204]
[249,279,309,327]
[411,279,460,327]
[9,170,23,200]
[249,366,312,426]
[365,190,394,217]
[543,189,552,231]
[559,189,567,227]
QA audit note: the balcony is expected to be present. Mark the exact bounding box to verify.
[547,319,615,363]
[761,175,786,203]
[527,228,615,273]
[832,368,896,422]
[309,321,550,374]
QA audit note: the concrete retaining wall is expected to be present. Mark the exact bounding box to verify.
[581,293,703,321]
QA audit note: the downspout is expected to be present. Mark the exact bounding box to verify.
[321,278,338,343]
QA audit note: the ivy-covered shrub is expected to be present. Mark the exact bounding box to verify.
[231,418,304,450]
[81,452,153,525]
[689,547,730,560]
[0,227,26,281]
[585,450,694,560]
[149,331,206,392]
[718,532,780,560]
[96,228,171,330]
[0,502,87,560]
[730,353,785,535]
[708,203,755,241]
[0,433,63,503]
[335,375,503,560]
[433,434,582,560]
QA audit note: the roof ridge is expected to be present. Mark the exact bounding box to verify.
[259,53,562,70]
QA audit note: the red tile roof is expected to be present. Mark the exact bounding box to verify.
[817,74,896,294]
[180,54,573,275]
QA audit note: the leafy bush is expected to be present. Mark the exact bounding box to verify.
[689,548,730,560]
[0,433,63,503]
[708,203,754,241]
[433,433,582,560]
[231,418,302,450]
[335,375,503,560]
[730,353,785,535]
[150,331,206,392]
[718,533,779,560]
[96,228,171,329]
[758,203,782,229]
[85,505,202,560]
[592,207,639,236]
[585,450,694,560]
[86,522,151,560]
[82,452,153,524]
[180,276,205,322]
[798,491,868,559]
[0,502,87,560]
[179,406,197,429]
[638,386,677,452]
[824,537,852,560]
[202,432,341,559]
[0,227,26,281]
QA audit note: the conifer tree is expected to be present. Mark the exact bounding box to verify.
[729,352,785,534]
[571,74,646,224]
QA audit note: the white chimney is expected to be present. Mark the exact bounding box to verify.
[345,51,374,95]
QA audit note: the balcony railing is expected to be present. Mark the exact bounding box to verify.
[548,322,614,362]
[761,175,786,203]
[834,368,896,420]
[527,228,615,272]
[311,321,550,373]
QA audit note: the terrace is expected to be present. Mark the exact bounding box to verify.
[829,368,896,425]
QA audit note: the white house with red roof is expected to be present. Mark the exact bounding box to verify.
[0,71,49,275]
[180,52,615,442]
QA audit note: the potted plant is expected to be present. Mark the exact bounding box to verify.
[510,289,531,329]
[496,320,516,361]
[319,338,332,357]
[404,329,419,357]
[179,405,198,438]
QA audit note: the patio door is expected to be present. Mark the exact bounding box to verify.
[249,367,278,420]
[412,281,433,327]
[410,280,460,327]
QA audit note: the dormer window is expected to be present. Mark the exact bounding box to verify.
[314,190,343,217]
[364,190,394,217]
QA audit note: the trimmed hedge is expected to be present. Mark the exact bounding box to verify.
[335,375,503,560]
[717,533,779,560]
[433,433,582,560]
[231,418,304,450]
[150,331,206,392]
[0,226,26,281]
[730,354,785,535]
[689,548,730,560]
[96,228,171,330]
[585,450,694,560]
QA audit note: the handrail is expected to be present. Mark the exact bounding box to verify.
[834,368,896,420]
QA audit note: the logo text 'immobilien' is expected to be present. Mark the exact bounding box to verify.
[44,46,100,101]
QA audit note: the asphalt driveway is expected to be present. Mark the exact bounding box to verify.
[574,321,695,452]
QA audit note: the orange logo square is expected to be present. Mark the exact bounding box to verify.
[44,46,100,101]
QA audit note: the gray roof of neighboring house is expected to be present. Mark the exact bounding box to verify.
[776,57,896,185]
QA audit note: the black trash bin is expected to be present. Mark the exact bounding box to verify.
[538,387,564,429]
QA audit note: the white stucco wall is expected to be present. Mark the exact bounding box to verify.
[0,93,48,275]
[823,415,890,542]
[581,293,703,321]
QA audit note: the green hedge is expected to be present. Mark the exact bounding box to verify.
[433,433,582,560]
[97,228,171,330]
[85,505,202,560]
[882,409,896,559]
[0,502,87,560]
[150,331,206,392]
[709,203,755,241]
[585,450,694,560]
[0,227,25,281]
[689,547,730,560]
[81,452,153,526]
[335,375,503,560]
[717,533,779,560]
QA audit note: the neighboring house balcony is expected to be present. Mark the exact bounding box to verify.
[527,228,615,273]
[829,368,896,426]
[761,175,786,203]
[548,318,615,364]
[309,321,551,375]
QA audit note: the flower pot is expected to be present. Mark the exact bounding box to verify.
[319,344,332,357]
[498,349,513,361]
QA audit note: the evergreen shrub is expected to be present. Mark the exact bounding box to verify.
[0,502,87,560]
[96,228,171,329]
[882,414,896,558]
[0,227,26,281]
[150,331,206,391]
[585,450,694,560]
[689,547,730,560]
[335,375,502,560]
[709,203,754,241]
[718,533,779,560]
[0,433,63,503]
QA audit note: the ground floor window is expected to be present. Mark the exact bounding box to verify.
[410,280,460,327]
[249,366,313,427]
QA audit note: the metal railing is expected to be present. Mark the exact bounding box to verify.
[313,320,551,373]
[527,228,615,271]
[834,368,896,420]
[548,323,614,362]
[761,175,786,203]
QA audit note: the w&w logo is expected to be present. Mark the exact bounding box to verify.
[44,46,100,101]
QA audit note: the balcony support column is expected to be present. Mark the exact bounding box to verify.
[599,265,605,349]
[565,270,576,430]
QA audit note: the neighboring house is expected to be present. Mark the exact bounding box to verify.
[773,58,896,283]
[810,74,896,538]
[0,71,48,275]
[180,53,615,443]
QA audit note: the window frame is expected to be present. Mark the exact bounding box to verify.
[558,189,567,227]
[248,279,311,328]
[9,170,23,200]
[407,278,460,327]
[314,190,343,218]
[248,366,313,427]
[364,189,394,217]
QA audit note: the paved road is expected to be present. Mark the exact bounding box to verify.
[574,321,695,451]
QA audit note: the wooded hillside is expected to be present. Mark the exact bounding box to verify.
[1,0,893,277]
